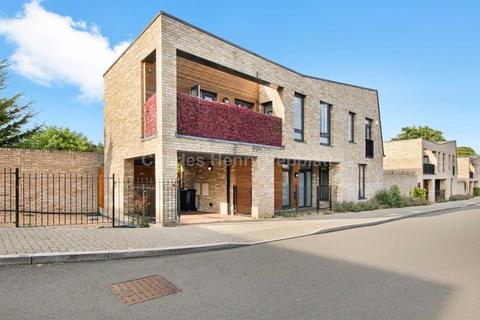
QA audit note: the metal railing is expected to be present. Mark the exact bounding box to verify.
[0,168,179,228]
[435,189,446,202]
[423,163,435,175]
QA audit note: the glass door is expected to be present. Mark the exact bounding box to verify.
[282,168,290,208]
[298,167,312,207]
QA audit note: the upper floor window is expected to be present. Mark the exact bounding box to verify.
[348,112,355,143]
[201,90,217,101]
[294,93,305,142]
[365,118,373,140]
[235,99,254,110]
[320,101,331,145]
[262,101,273,115]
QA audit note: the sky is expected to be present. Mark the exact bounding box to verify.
[0,0,479,149]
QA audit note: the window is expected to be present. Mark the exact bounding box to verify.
[262,101,273,115]
[348,112,355,143]
[320,101,331,145]
[365,118,373,140]
[442,153,445,172]
[201,90,217,101]
[294,93,304,141]
[359,164,366,199]
[235,99,254,110]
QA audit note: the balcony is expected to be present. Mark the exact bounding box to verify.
[177,94,283,147]
[365,139,374,158]
[423,163,435,175]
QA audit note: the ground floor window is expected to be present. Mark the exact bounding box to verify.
[359,164,366,199]
[282,164,290,208]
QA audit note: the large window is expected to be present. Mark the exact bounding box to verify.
[262,101,273,115]
[348,112,355,143]
[320,101,331,145]
[359,164,366,199]
[365,118,373,140]
[235,99,255,110]
[294,93,304,141]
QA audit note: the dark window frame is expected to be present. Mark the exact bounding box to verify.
[200,89,217,101]
[320,101,332,145]
[294,93,305,142]
[348,112,355,143]
[365,117,373,140]
[261,101,273,115]
[234,98,255,110]
[358,164,366,199]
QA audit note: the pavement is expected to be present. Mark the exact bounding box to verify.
[1,205,479,319]
[1,197,479,265]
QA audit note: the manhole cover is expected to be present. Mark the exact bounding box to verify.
[111,275,181,305]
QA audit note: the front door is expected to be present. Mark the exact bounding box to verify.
[319,165,329,201]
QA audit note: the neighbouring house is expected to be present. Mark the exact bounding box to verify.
[383,138,458,202]
[457,156,480,195]
[103,12,384,226]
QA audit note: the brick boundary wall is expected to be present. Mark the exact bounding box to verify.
[0,147,104,173]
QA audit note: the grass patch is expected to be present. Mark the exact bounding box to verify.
[274,210,298,218]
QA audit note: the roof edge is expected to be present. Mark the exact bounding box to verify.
[104,11,378,92]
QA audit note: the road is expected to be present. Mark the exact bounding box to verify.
[1,206,479,320]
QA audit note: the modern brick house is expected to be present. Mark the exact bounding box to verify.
[383,138,458,202]
[103,12,384,225]
[457,156,480,195]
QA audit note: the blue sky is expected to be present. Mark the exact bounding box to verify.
[1,0,479,149]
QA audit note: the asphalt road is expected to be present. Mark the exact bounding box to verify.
[1,206,479,320]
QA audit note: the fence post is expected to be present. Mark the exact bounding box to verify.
[329,185,332,211]
[316,185,319,214]
[15,168,20,228]
[112,174,115,228]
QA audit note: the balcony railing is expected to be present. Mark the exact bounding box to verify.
[365,139,374,158]
[177,94,282,147]
[423,163,435,175]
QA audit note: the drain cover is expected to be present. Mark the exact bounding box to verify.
[111,275,181,305]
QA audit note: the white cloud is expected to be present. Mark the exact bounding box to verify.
[0,0,129,102]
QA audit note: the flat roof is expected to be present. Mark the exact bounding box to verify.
[104,11,377,92]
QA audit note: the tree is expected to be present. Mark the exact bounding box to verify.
[391,126,446,142]
[457,146,476,156]
[16,126,103,152]
[0,60,41,146]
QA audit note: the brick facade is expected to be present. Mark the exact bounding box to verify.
[104,12,385,224]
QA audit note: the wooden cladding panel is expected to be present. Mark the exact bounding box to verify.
[291,163,299,209]
[177,56,259,109]
[144,61,156,101]
[274,162,282,210]
[234,160,252,215]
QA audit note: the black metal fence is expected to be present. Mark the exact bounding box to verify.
[0,168,179,228]
[316,185,333,212]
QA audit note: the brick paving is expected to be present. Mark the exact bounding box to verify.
[0,198,478,256]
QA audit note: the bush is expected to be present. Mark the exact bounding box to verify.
[449,194,472,201]
[410,187,427,200]
[374,186,405,208]
[334,200,379,213]
[473,187,480,197]
[403,196,428,207]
